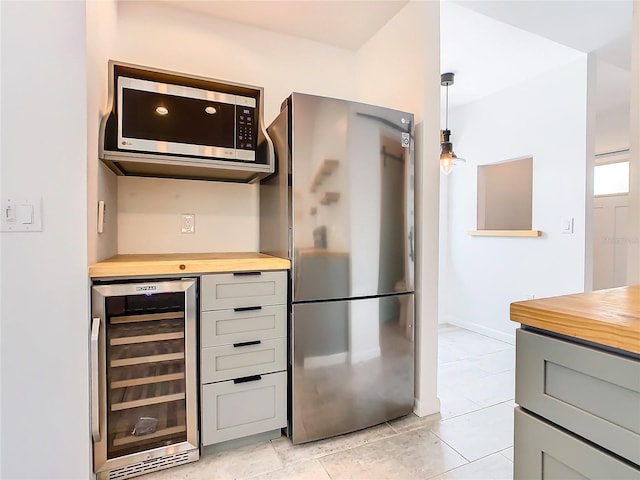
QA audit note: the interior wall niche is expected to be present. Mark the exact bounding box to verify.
[477,156,533,230]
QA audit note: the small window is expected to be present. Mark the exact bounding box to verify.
[594,161,629,196]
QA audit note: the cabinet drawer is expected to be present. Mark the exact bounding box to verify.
[201,338,286,384]
[516,328,640,464]
[514,408,639,479]
[201,271,287,311]
[201,305,287,348]
[201,371,287,446]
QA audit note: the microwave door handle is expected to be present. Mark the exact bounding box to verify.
[91,317,101,442]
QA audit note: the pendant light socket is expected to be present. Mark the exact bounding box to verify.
[441,72,455,86]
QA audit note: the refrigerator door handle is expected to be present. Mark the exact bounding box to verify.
[409,226,414,262]
[91,316,101,442]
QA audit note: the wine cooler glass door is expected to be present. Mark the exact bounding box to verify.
[92,279,198,475]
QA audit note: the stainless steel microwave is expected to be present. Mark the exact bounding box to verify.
[117,77,257,162]
[99,61,274,183]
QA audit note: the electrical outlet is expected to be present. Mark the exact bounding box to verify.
[181,214,195,234]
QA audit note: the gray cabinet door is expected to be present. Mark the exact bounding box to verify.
[201,371,287,446]
[515,328,640,464]
[200,305,287,347]
[201,338,286,384]
[200,271,287,311]
[514,408,640,479]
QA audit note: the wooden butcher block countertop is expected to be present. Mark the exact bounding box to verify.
[89,252,290,278]
[511,285,640,355]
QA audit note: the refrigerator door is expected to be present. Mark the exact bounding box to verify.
[290,294,414,444]
[290,93,414,302]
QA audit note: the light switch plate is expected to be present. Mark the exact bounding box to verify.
[1,197,42,232]
[560,217,574,234]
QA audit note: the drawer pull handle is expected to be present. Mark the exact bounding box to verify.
[233,340,261,348]
[234,375,262,384]
[234,306,262,312]
[233,271,262,277]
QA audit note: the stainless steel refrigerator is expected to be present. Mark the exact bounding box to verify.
[260,93,415,444]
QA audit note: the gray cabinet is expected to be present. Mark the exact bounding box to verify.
[514,328,640,478]
[514,408,639,479]
[200,271,288,447]
[200,271,287,311]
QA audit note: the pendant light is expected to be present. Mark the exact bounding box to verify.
[440,72,465,175]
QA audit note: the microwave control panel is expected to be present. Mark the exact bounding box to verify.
[236,105,257,153]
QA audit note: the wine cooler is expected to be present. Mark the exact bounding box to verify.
[91,279,199,480]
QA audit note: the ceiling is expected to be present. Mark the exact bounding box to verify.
[444,0,633,111]
[161,0,633,111]
[160,0,409,51]
[452,0,632,65]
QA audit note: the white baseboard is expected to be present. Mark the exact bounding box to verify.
[444,317,515,345]
[439,315,456,326]
[303,351,348,369]
[414,395,441,417]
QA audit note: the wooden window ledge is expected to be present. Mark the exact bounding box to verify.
[468,230,542,237]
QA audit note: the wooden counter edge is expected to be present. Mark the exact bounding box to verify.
[510,302,640,355]
[468,230,541,237]
[89,255,290,278]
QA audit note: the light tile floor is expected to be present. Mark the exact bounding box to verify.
[144,324,515,480]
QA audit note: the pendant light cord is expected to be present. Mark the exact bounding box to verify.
[445,84,449,131]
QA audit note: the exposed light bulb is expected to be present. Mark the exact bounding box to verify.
[440,153,454,175]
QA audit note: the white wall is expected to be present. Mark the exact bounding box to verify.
[87,0,118,264]
[627,1,640,284]
[440,59,589,342]
[0,2,92,479]
[118,177,259,253]
[595,106,631,154]
[102,0,361,255]
[594,59,631,155]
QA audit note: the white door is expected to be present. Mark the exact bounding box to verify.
[593,194,629,290]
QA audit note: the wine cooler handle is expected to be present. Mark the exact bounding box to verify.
[91,317,101,442]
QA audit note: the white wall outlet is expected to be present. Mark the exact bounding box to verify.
[181,214,195,234]
[526,294,536,300]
